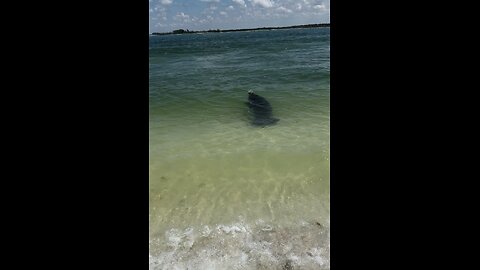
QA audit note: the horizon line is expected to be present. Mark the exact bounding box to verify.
[150,23,330,35]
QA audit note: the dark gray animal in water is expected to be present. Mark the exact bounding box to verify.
[245,90,280,127]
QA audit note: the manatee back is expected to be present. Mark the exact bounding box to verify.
[248,94,271,108]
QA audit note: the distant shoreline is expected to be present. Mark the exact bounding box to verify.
[151,23,330,36]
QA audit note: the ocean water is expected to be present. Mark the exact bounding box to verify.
[149,28,330,269]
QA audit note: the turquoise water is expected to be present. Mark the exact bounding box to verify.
[149,28,330,269]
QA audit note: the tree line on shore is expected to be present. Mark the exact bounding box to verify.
[151,23,330,36]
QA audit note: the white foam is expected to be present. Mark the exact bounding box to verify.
[217,224,247,234]
[150,219,330,270]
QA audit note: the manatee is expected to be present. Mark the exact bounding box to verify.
[245,90,280,127]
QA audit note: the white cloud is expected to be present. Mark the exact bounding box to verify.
[153,6,165,12]
[202,5,218,15]
[251,0,273,8]
[160,0,173,5]
[277,6,292,13]
[150,4,167,23]
[220,11,228,16]
[313,4,326,11]
[174,12,190,22]
[227,5,235,10]
[200,0,220,2]
[232,0,246,6]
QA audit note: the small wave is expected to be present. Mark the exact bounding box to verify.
[149,219,329,270]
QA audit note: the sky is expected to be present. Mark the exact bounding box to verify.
[149,0,330,33]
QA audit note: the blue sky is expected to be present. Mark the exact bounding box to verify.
[149,0,330,33]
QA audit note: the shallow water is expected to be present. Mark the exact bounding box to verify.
[149,28,330,269]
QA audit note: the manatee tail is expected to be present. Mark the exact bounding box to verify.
[252,118,280,127]
[269,118,280,124]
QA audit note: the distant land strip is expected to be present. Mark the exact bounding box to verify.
[151,23,330,36]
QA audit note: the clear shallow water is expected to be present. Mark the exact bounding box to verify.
[149,28,330,269]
